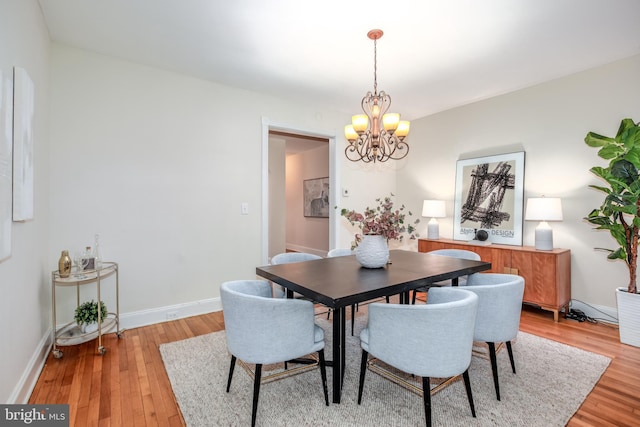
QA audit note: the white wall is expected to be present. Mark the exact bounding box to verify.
[397,54,640,315]
[47,44,355,316]
[0,0,51,403]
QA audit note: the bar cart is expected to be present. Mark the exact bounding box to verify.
[51,261,122,358]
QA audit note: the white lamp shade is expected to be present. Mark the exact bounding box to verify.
[525,197,563,221]
[422,200,446,218]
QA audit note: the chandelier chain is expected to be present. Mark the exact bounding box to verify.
[373,38,378,96]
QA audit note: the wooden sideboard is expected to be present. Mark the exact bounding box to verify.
[418,238,571,322]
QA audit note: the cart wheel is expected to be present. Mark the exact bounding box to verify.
[53,349,63,359]
[98,346,106,355]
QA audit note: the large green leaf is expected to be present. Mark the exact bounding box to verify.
[598,144,624,160]
[585,132,615,147]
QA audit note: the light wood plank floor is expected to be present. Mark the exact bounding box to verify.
[29,306,640,426]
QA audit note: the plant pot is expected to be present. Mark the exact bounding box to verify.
[355,235,389,268]
[80,322,99,334]
[616,287,640,347]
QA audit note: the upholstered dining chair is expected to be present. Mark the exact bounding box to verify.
[326,248,354,258]
[464,273,525,401]
[270,252,323,298]
[358,287,479,427]
[220,279,329,427]
[411,249,481,304]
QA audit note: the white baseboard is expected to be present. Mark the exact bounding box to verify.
[8,330,52,404]
[119,297,222,330]
[10,296,222,404]
[285,243,327,258]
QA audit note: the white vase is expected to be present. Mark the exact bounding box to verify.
[616,287,640,347]
[356,235,389,268]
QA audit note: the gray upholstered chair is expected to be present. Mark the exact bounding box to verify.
[270,252,323,298]
[411,249,481,304]
[358,287,479,427]
[220,279,329,427]
[326,248,354,258]
[464,273,525,401]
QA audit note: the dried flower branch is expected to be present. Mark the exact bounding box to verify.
[340,194,420,248]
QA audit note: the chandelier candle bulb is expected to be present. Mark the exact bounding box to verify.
[352,115,368,133]
[382,113,400,132]
[396,121,410,139]
[345,125,358,141]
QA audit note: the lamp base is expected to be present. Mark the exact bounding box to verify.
[534,224,553,251]
[427,221,439,240]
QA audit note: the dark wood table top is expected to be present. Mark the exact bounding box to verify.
[256,249,492,308]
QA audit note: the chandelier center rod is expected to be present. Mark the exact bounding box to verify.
[367,29,383,96]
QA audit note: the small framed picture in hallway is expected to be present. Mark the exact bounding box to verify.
[303,177,329,218]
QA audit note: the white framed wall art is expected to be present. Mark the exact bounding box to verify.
[12,66,34,222]
[453,151,525,246]
[0,68,13,261]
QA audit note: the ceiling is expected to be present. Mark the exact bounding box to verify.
[37,0,640,121]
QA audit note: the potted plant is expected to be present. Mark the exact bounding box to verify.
[74,300,108,333]
[584,117,640,346]
[340,194,419,268]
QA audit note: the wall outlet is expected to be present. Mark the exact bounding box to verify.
[241,202,249,215]
[166,311,178,320]
[342,187,349,197]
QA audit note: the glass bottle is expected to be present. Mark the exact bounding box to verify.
[94,234,102,270]
[82,246,95,270]
[58,250,72,278]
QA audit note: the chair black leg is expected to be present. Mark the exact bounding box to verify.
[251,364,262,427]
[357,350,368,404]
[422,376,432,427]
[385,296,390,303]
[318,350,329,406]
[351,304,355,336]
[487,341,501,400]
[506,341,516,373]
[462,369,476,418]
[226,355,236,392]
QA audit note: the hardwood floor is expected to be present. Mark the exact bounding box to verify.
[29,306,640,426]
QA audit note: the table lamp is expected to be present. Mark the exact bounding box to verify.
[525,197,563,250]
[422,200,446,240]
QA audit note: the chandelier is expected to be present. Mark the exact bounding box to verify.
[344,29,410,163]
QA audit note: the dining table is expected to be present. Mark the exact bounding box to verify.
[255,249,492,403]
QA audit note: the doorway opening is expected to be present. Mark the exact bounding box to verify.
[261,119,338,264]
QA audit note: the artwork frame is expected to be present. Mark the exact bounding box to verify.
[453,151,525,246]
[303,177,329,218]
[0,68,13,261]
[12,67,34,222]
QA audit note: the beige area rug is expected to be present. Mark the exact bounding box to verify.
[159,314,610,426]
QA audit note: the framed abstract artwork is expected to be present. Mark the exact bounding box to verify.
[0,68,13,261]
[453,151,525,246]
[303,177,329,218]
[12,67,34,222]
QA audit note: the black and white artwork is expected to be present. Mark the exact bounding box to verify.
[303,177,329,218]
[453,152,525,245]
